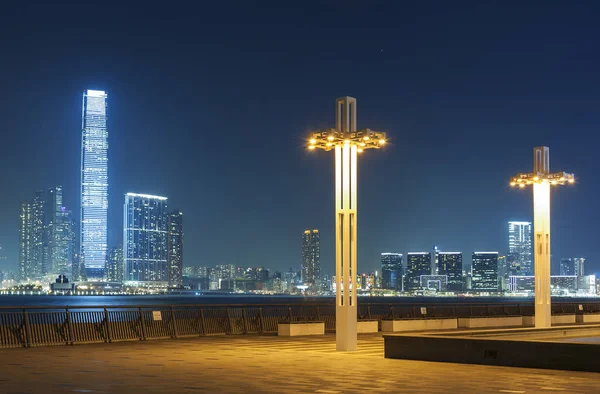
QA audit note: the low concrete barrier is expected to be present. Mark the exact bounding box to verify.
[458,316,522,329]
[522,315,577,327]
[579,314,600,323]
[357,320,379,333]
[278,322,325,337]
[381,318,457,332]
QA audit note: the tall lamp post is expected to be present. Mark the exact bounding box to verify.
[308,97,386,351]
[509,146,574,328]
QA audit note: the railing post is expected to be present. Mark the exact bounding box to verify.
[199,308,207,336]
[241,307,248,334]
[139,307,147,341]
[104,307,112,343]
[315,306,321,321]
[170,306,178,339]
[367,305,372,320]
[258,307,264,333]
[226,307,234,334]
[288,306,293,322]
[23,309,32,348]
[65,307,74,345]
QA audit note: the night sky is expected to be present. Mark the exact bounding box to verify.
[1,2,599,276]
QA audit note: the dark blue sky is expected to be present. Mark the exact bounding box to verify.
[0,2,598,275]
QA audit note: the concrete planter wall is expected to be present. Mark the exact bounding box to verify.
[458,316,523,328]
[278,322,325,337]
[356,320,379,333]
[381,318,457,332]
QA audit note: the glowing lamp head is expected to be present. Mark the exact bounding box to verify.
[360,142,366,147]
[309,138,317,145]
[363,136,370,141]
[327,135,335,141]
[357,148,364,153]
[344,139,350,145]
[568,178,575,184]
[308,145,316,150]
[510,182,516,187]
[326,142,333,147]
[379,139,386,145]
[533,176,539,182]
[519,183,526,188]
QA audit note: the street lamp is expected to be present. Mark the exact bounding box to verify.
[308,97,387,351]
[509,146,574,328]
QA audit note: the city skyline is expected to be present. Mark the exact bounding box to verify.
[1,3,597,277]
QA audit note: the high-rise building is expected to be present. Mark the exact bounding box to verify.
[508,221,532,275]
[381,253,403,290]
[472,252,499,292]
[19,201,33,281]
[301,230,320,288]
[438,252,463,292]
[167,210,184,288]
[560,257,585,277]
[106,246,123,283]
[123,193,169,284]
[432,245,440,275]
[80,89,109,281]
[30,191,45,280]
[44,186,73,278]
[405,252,431,291]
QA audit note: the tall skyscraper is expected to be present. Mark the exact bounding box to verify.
[405,252,431,291]
[301,229,320,289]
[167,210,184,288]
[472,252,499,291]
[80,89,108,281]
[123,193,168,284]
[45,186,73,278]
[560,257,585,277]
[508,221,532,275]
[438,252,463,292]
[106,246,123,283]
[19,201,33,281]
[381,253,403,290]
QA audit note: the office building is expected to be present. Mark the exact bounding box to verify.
[45,186,74,278]
[508,221,532,275]
[438,252,463,292]
[167,210,184,288]
[19,201,33,281]
[106,247,123,283]
[123,193,168,284]
[472,252,499,292]
[509,275,578,293]
[80,89,109,281]
[405,252,431,291]
[432,245,439,274]
[560,258,585,277]
[301,229,320,288]
[420,275,448,292]
[381,253,403,290]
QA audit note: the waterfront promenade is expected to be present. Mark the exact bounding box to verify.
[1,334,599,393]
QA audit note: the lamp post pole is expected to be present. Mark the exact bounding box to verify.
[308,97,386,351]
[510,146,574,328]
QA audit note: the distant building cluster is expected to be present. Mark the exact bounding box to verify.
[16,90,184,292]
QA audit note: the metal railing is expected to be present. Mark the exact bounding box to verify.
[0,301,599,348]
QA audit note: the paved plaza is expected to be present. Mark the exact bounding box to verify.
[1,334,599,393]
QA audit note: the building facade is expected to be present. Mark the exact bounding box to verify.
[80,89,109,280]
[123,193,168,285]
[45,186,73,278]
[472,252,499,291]
[405,252,431,291]
[19,201,33,281]
[167,210,184,288]
[106,246,123,283]
[508,221,532,275]
[381,253,403,290]
[301,230,320,289]
[437,252,463,292]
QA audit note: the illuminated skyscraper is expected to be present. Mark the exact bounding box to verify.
[438,252,463,292]
[167,210,184,288]
[80,89,108,281]
[560,257,585,277]
[19,201,33,281]
[123,193,168,284]
[508,221,532,275]
[301,229,320,288]
[405,252,431,291]
[472,252,499,291]
[106,246,123,283]
[381,253,403,290]
[45,186,73,277]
